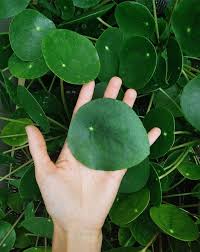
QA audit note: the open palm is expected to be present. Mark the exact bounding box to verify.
[25,77,161,234]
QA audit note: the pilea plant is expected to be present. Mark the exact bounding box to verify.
[0,0,200,251]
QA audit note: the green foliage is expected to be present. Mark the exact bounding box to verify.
[0,0,200,251]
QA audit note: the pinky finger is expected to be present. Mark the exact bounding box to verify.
[148,127,161,146]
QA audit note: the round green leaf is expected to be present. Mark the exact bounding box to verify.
[180,75,200,131]
[17,86,50,132]
[178,161,200,180]
[67,98,150,170]
[96,27,123,81]
[115,2,155,38]
[150,204,199,241]
[130,211,158,246]
[119,36,157,89]
[19,166,40,200]
[143,108,175,158]
[0,118,32,146]
[109,187,150,226]
[118,227,135,247]
[0,33,13,70]
[0,0,30,19]
[42,29,100,84]
[21,217,53,239]
[148,164,162,206]
[172,0,200,56]
[55,0,75,21]
[93,81,124,100]
[167,37,183,86]
[9,9,56,61]
[0,221,16,252]
[8,53,49,79]
[73,0,100,8]
[119,158,150,193]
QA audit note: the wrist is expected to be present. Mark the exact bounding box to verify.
[53,221,102,252]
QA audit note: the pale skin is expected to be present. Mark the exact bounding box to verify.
[25,77,161,252]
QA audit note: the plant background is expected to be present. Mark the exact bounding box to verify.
[0,0,200,251]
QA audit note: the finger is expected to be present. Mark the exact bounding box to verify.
[148,127,161,146]
[25,125,54,175]
[73,80,95,116]
[123,89,137,108]
[104,76,122,99]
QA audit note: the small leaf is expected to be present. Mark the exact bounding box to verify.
[0,118,32,146]
[119,158,150,193]
[55,0,75,20]
[17,86,50,132]
[7,192,24,213]
[0,0,30,19]
[42,29,100,84]
[118,227,135,247]
[115,2,155,38]
[19,166,41,200]
[180,75,200,131]
[105,247,150,252]
[8,53,49,79]
[143,107,175,158]
[148,164,162,206]
[109,187,150,226]
[150,204,199,241]
[0,221,16,252]
[130,211,158,246]
[167,37,183,86]
[21,217,53,239]
[178,161,200,180]
[24,202,35,219]
[67,98,150,170]
[96,28,123,81]
[172,0,200,56]
[119,36,157,89]
[9,9,56,61]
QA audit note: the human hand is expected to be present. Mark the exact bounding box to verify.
[25,77,161,251]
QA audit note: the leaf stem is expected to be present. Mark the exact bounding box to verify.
[0,211,24,246]
[146,92,154,114]
[48,75,56,92]
[184,64,200,74]
[47,116,67,130]
[168,0,179,26]
[170,140,199,151]
[97,17,112,28]
[164,191,200,198]
[38,78,48,92]
[159,148,190,179]
[60,79,70,120]
[158,88,182,114]
[174,131,192,135]
[182,69,189,81]
[152,0,159,43]
[0,159,33,182]
[167,177,186,191]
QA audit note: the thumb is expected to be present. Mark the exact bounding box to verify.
[25,125,54,176]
